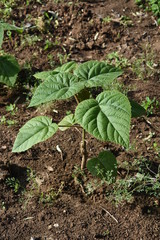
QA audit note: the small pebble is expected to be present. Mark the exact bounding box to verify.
[48,225,52,230]
[2,146,7,149]
[53,223,59,228]
[47,166,54,172]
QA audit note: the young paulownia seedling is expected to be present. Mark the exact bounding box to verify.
[12,60,145,180]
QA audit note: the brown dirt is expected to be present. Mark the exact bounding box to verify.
[0,0,160,239]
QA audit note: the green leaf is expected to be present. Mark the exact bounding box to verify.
[87,151,117,181]
[34,70,55,80]
[0,22,23,33]
[0,55,20,87]
[130,100,146,118]
[86,71,123,88]
[74,60,123,87]
[75,90,131,147]
[55,61,77,73]
[0,26,4,48]
[12,116,58,152]
[29,73,85,107]
[74,60,99,80]
[34,61,77,80]
[58,114,75,131]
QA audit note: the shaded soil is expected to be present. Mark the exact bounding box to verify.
[0,0,160,239]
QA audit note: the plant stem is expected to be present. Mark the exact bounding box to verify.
[74,94,79,105]
[80,128,87,170]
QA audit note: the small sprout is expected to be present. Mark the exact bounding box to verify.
[6,177,21,193]
[142,96,159,116]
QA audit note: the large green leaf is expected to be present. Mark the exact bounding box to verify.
[0,26,4,48]
[0,55,20,87]
[12,116,58,152]
[130,100,146,118]
[58,114,75,131]
[29,73,85,107]
[87,151,117,181]
[34,61,77,80]
[75,90,131,147]
[74,60,123,87]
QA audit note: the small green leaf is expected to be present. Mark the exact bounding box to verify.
[0,22,23,33]
[130,100,146,117]
[74,60,123,87]
[87,151,117,181]
[0,26,4,48]
[58,114,75,131]
[29,73,85,107]
[0,55,20,87]
[12,116,58,152]
[34,61,77,80]
[75,90,131,147]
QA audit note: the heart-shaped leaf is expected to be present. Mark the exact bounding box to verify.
[75,90,131,147]
[34,61,77,80]
[29,72,85,107]
[87,151,117,181]
[0,55,20,87]
[58,114,75,131]
[74,60,123,87]
[12,116,58,152]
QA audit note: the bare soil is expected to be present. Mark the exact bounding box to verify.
[0,0,160,239]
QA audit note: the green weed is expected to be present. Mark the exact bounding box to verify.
[6,103,18,115]
[6,177,21,193]
[102,16,112,23]
[120,16,133,26]
[0,0,16,19]
[106,51,130,69]
[135,0,160,25]
[142,96,159,116]
[106,157,160,205]
[39,182,64,204]
[132,44,157,80]
[57,52,71,65]
[0,104,18,126]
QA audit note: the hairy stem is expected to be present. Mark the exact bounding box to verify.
[80,129,87,170]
